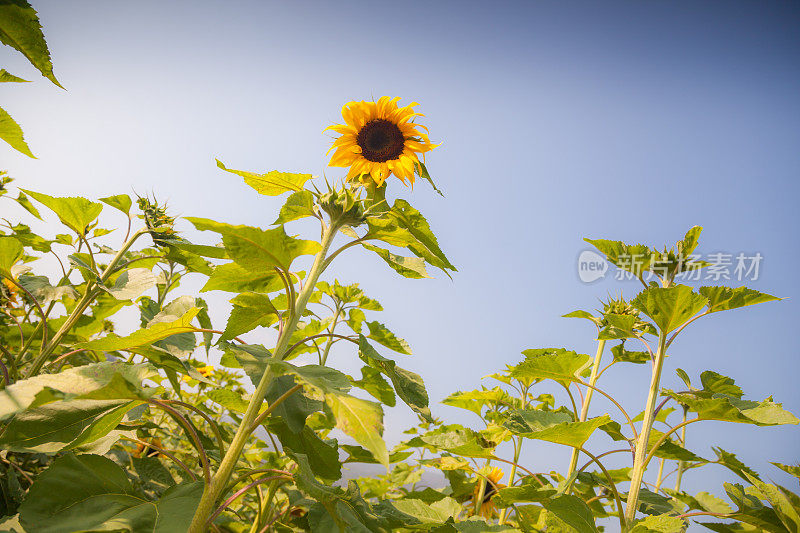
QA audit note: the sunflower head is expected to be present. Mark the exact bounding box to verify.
[2,279,19,308]
[137,195,176,246]
[326,97,437,187]
[471,467,506,518]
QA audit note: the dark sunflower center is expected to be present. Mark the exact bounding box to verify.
[483,482,498,503]
[357,119,405,162]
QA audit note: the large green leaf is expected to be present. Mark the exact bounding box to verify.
[200,261,284,293]
[77,307,199,352]
[358,335,430,420]
[18,454,203,533]
[0,105,33,157]
[510,348,591,387]
[264,374,322,433]
[325,393,388,468]
[418,425,497,458]
[352,366,396,406]
[0,362,155,420]
[629,515,686,533]
[541,495,598,533]
[584,238,654,278]
[99,193,133,215]
[503,409,611,448]
[103,267,156,300]
[699,286,781,313]
[389,199,456,273]
[21,189,103,236]
[274,190,316,224]
[217,159,313,195]
[0,235,23,278]
[665,390,798,426]
[0,0,60,87]
[187,217,319,271]
[0,399,140,453]
[268,418,341,482]
[632,285,708,333]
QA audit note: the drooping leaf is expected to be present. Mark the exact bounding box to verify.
[0,106,33,157]
[632,285,708,333]
[362,243,431,279]
[665,390,799,427]
[99,194,133,215]
[325,393,389,468]
[503,409,611,448]
[217,159,313,195]
[0,69,28,82]
[220,292,278,341]
[18,454,203,533]
[77,307,199,352]
[103,267,156,300]
[0,235,24,278]
[352,366,396,406]
[14,191,41,219]
[0,0,61,86]
[358,335,431,420]
[0,362,155,420]
[611,342,650,364]
[264,374,322,433]
[21,189,103,236]
[268,418,341,482]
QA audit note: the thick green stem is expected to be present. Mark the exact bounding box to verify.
[566,339,606,480]
[187,223,339,533]
[674,406,688,492]
[624,331,668,525]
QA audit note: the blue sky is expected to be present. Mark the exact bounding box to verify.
[3,0,799,516]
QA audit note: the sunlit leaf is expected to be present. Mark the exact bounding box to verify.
[217,159,313,195]
[21,189,104,236]
[0,0,61,86]
[0,106,34,157]
[632,285,708,333]
[503,409,611,448]
[362,243,431,279]
[699,286,781,313]
[325,393,388,468]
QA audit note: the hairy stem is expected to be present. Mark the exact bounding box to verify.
[624,330,668,525]
[187,222,339,533]
[566,339,606,480]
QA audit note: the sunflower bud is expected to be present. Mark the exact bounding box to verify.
[137,195,176,246]
[318,187,367,227]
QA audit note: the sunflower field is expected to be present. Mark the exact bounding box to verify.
[1,2,799,533]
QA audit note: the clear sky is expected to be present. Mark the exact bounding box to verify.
[2,0,799,518]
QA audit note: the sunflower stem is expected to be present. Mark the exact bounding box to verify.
[187,221,340,533]
[566,339,606,483]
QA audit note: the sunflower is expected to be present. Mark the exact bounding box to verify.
[2,279,19,308]
[471,467,506,518]
[326,96,437,186]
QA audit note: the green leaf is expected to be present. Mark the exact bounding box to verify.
[14,191,41,219]
[441,387,515,416]
[541,495,598,533]
[0,399,140,453]
[389,199,456,273]
[268,418,341,482]
[495,480,557,507]
[99,194,132,215]
[647,429,705,462]
[325,393,388,468]
[503,409,611,448]
[632,285,708,333]
[205,388,249,414]
[713,447,762,482]
[274,190,316,224]
[611,343,650,364]
[0,235,23,278]
[0,362,156,420]
[0,68,28,82]
[187,217,320,271]
[415,161,444,196]
[629,514,687,533]
[103,267,156,300]
[419,425,497,458]
[665,390,799,426]
[0,105,33,157]
[77,307,199,352]
[353,366,396,406]
[701,371,743,399]
[221,292,278,341]
[362,243,431,279]
[264,374,322,433]
[18,454,203,533]
[699,286,781,313]
[366,321,412,355]
[217,159,313,195]
[0,0,61,87]
[584,238,654,278]
[200,261,284,293]
[20,189,104,236]
[510,348,591,388]
[358,335,430,420]
[679,226,703,256]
